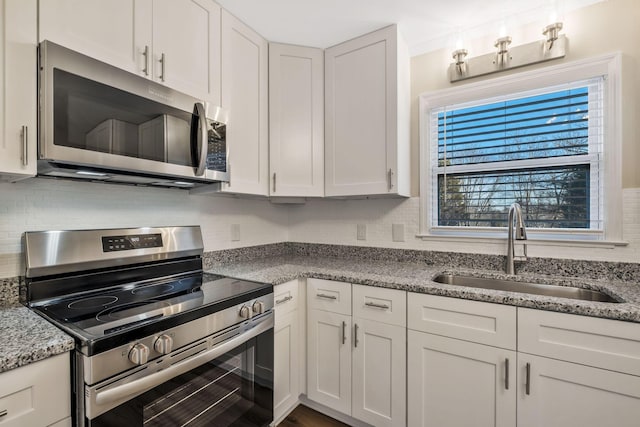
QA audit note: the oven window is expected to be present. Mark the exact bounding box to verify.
[90,330,273,427]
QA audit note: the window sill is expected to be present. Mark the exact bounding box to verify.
[415,233,628,249]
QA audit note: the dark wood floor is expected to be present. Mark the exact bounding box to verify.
[277,405,350,427]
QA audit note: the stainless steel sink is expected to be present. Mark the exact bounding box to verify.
[433,274,621,303]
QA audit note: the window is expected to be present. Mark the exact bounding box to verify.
[434,79,601,230]
[419,55,622,242]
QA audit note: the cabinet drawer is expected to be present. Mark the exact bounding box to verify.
[274,280,299,315]
[353,284,406,327]
[408,293,516,350]
[0,352,70,427]
[518,308,640,376]
[307,278,351,315]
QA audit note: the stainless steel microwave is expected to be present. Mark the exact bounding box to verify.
[38,41,229,189]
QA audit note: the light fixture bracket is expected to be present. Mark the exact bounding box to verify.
[448,34,567,82]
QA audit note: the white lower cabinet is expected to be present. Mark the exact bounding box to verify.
[517,353,640,427]
[517,307,640,427]
[0,352,71,427]
[306,279,406,426]
[407,331,516,427]
[407,293,516,427]
[273,280,303,423]
[407,292,640,427]
[352,318,406,427]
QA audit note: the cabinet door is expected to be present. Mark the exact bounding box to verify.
[307,309,351,415]
[220,10,269,196]
[274,309,300,422]
[352,318,406,427]
[407,331,516,427]
[39,0,152,76]
[0,353,70,427]
[518,353,640,427]
[0,0,37,181]
[325,25,408,197]
[152,0,220,104]
[269,43,324,197]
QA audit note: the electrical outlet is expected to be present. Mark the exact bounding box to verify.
[357,224,367,240]
[392,223,405,242]
[231,224,241,241]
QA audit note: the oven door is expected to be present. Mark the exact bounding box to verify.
[85,314,273,427]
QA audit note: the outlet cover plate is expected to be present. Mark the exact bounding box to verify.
[357,224,367,240]
[392,223,405,242]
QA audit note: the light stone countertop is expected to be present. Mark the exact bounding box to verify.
[206,255,640,323]
[0,303,75,373]
[3,251,639,374]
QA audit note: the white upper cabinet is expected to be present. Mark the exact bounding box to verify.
[151,0,220,104]
[0,0,37,181]
[39,0,151,76]
[269,43,324,197]
[324,24,410,197]
[39,0,221,104]
[219,10,269,196]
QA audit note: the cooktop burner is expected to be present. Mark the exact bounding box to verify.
[40,274,202,323]
[131,283,175,296]
[68,296,118,310]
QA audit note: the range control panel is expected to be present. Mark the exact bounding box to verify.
[101,234,163,252]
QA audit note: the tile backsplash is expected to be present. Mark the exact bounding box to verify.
[0,178,289,277]
[1,178,639,279]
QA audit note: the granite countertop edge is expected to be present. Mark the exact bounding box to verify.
[0,304,75,374]
[205,256,640,323]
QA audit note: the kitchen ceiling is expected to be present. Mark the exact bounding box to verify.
[217,0,604,56]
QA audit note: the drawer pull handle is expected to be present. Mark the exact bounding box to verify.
[275,295,293,305]
[317,293,337,300]
[364,301,390,310]
[0,409,7,418]
[504,358,509,390]
[342,321,346,345]
[525,362,531,395]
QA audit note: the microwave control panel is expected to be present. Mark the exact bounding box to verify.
[102,234,163,252]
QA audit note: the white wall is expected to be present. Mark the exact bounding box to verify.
[0,179,289,277]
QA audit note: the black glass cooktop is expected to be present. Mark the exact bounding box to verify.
[32,273,272,355]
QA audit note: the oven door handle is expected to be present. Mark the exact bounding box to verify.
[94,314,273,406]
[193,102,208,177]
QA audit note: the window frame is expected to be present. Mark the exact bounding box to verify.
[418,53,624,245]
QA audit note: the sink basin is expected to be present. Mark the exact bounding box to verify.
[433,274,621,303]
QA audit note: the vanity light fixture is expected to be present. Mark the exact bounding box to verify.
[452,48,468,74]
[543,22,563,50]
[494,36,512,67]
[449,21,567,82]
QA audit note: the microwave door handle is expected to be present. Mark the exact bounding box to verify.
[94,313,273,407]
[193,102,208,176]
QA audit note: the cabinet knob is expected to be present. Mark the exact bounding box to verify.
[128,343,150,365]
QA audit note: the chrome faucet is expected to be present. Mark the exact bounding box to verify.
[505,202,528,275]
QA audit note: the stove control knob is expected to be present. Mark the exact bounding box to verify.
[239,305,252,319]
[129,343,149,365]
[252,301,265,315]
[154,334,173,355]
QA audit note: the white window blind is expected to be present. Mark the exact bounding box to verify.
[430,77,604,231]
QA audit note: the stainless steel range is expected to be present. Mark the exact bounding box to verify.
[23,226,273,427]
